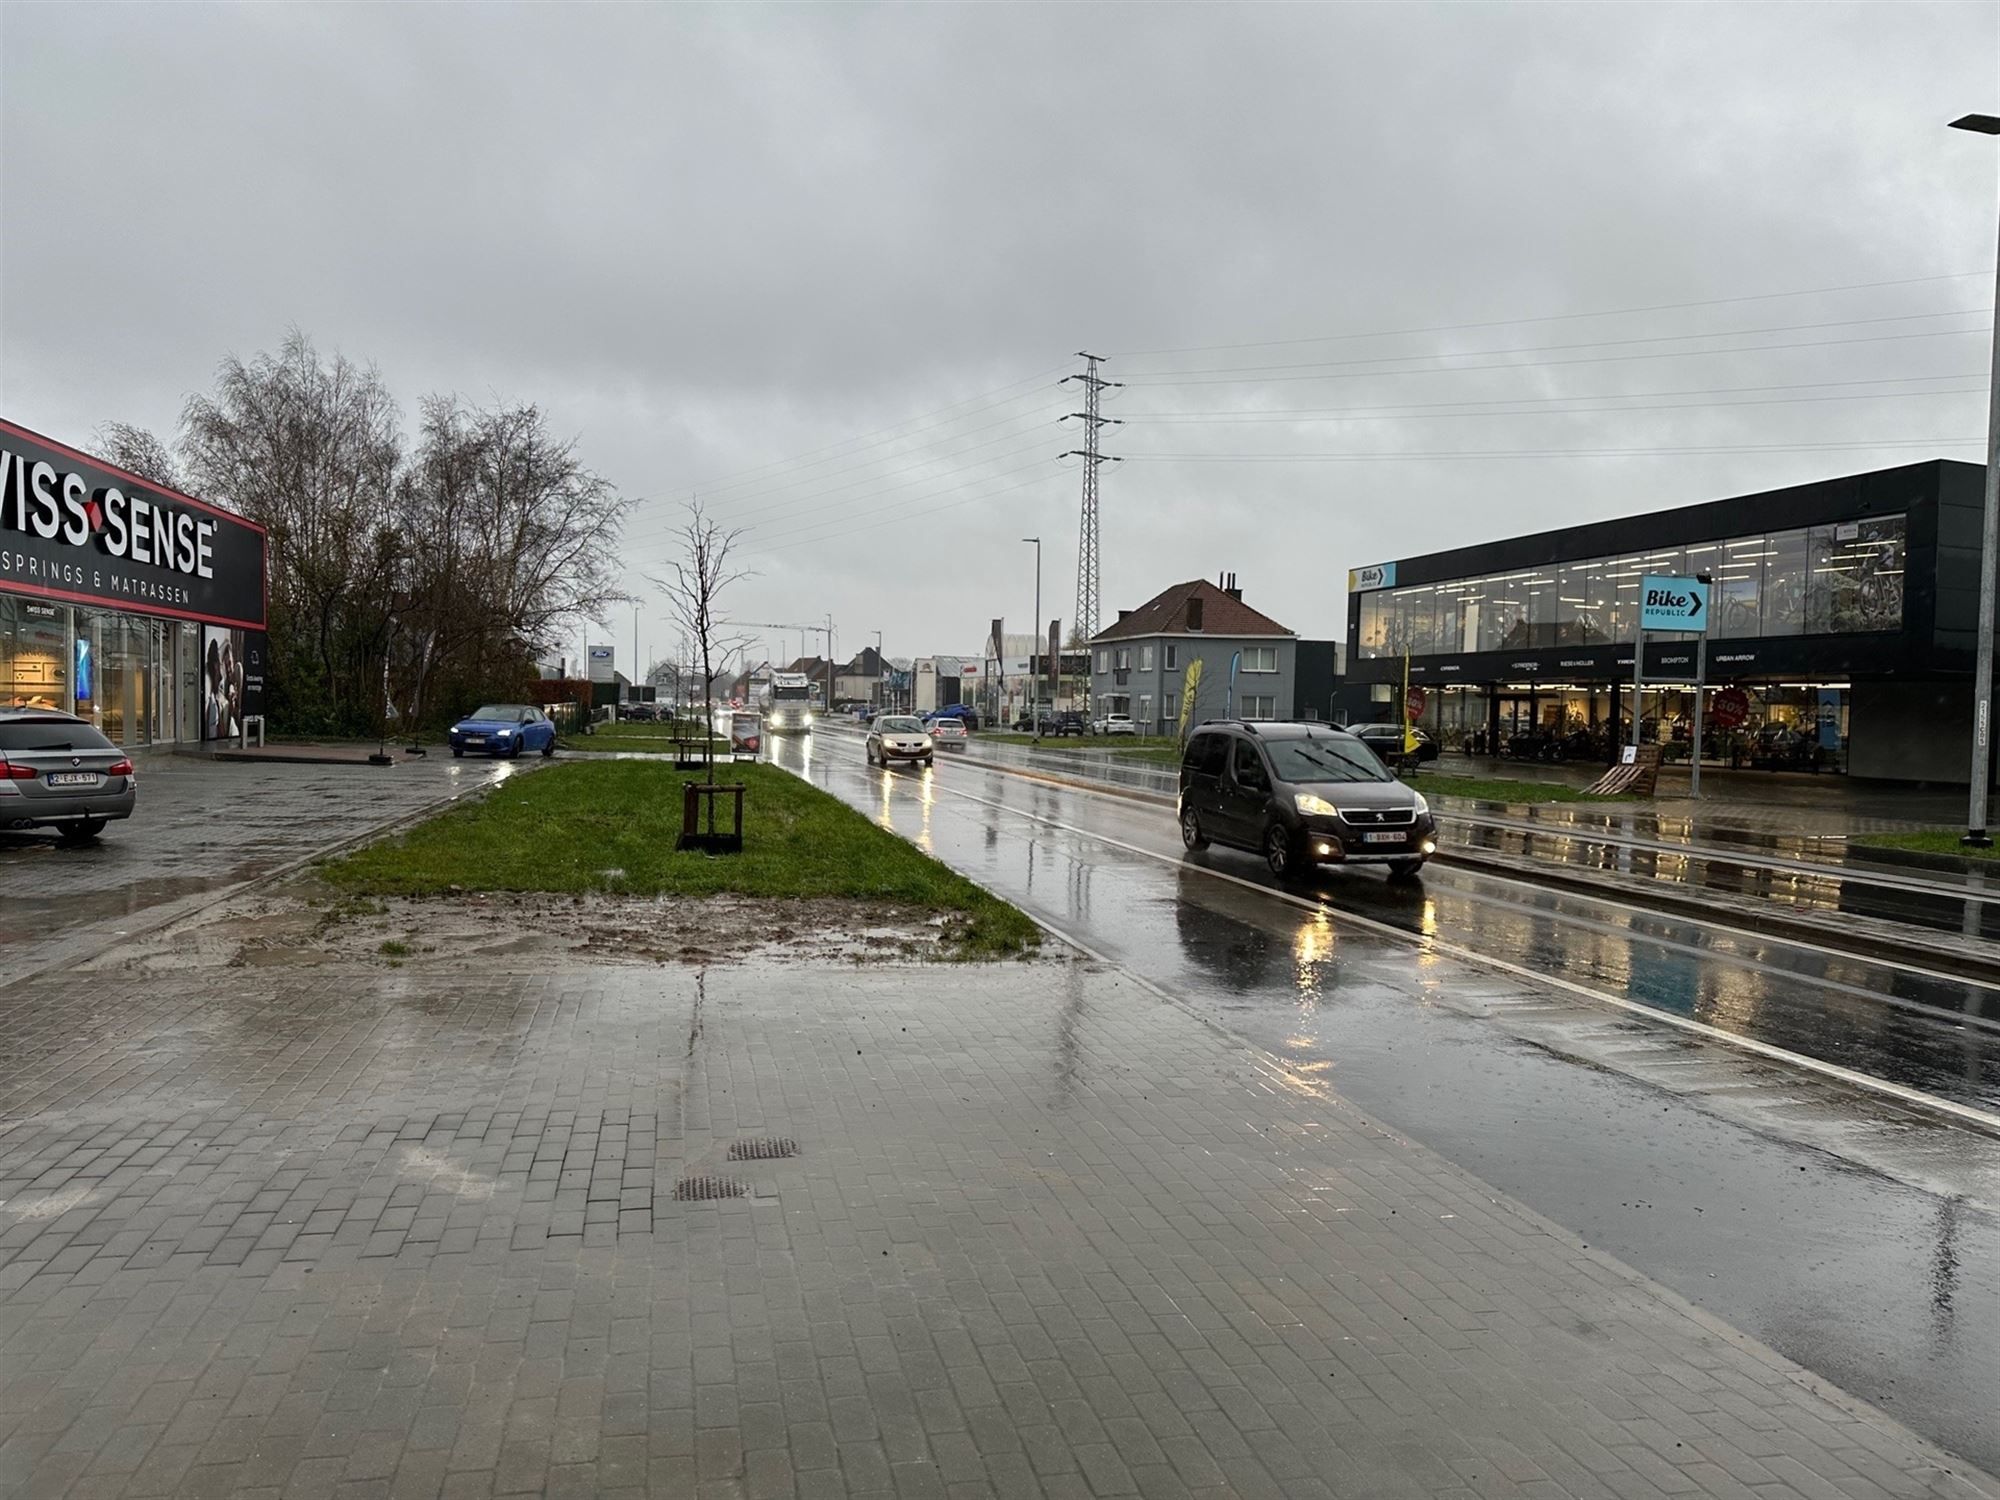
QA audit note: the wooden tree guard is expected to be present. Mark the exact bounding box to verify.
[672,734,710,772]
[679,781,745,853]
[1586,744,1662,797]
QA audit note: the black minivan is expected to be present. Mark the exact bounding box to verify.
[1178,720,1437,879]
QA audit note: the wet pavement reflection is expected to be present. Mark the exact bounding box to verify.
[777,729,2000,1473]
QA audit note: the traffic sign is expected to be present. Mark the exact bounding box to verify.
[1639,574,1710,633]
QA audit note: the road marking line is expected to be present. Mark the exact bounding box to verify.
[946,749,2000,997]
[906,766,2000,1137]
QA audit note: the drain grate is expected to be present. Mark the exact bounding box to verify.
[727,1137,798,1161]
[671,1175,748,1201]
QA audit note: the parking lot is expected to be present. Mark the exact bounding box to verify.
[0,752,524,986]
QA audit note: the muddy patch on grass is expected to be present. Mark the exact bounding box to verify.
[86,882,1029,976]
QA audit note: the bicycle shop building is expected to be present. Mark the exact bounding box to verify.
[1343,458,1988,783]
[1,418,269,748]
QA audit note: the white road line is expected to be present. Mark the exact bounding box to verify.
[878,759,2000,1137]
[939,750,2000,998]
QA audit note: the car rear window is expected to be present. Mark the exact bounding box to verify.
[0,720,116,752]
[1182,732,1228,776]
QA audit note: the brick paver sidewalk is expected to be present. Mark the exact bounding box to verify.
[1,955,1992,1499]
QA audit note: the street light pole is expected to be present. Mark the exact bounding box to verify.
[873,629,884,709]
[1023,537,1042,741]
[1951,112,2000,846]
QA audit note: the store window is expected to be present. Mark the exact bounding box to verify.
[1480,574,1530,651]
[1760,529,1809,637]
[1357,592,1389,659]
[1557,562,1604,644]
[1442,579,1481,654]
[1809,514,1905,634]
[1,597,69,711]
[1715,537,1764,638]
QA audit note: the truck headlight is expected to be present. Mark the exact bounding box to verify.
[1293,792,1340,817]
[805,713,815,725]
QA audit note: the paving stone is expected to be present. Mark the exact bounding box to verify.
[1,955,1992,1500]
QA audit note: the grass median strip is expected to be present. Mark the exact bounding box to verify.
[320,759,1040,957]
[1412,772,1630,805]
[1852,829,2000,864]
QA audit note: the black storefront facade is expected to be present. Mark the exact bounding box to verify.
[1,418,268,748]
[1344,459,1989,783]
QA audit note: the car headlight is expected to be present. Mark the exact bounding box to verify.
[1411,792,1430,816]
[805,713,815,725]
[1294,792,1340,817]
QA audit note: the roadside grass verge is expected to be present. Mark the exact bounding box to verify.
[1411,772,1631,805]
[1851,829,2000,864]
[563,731,731,755]
[320,759,1040,957]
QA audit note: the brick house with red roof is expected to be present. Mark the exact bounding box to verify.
[1089,575,1298,734]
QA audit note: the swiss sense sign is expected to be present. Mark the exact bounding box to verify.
[0,419,266,630]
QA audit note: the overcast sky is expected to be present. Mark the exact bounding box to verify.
[3,2,1996,673]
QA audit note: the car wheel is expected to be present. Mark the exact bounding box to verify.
[1180,805,1209,851]
[541,741,555,758]
[1389,858,1427,881]
[1264,824,1297,879]
[56,819,105,845]
[452,747,464,759]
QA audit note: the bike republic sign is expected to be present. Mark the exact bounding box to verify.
[1638,575,1709,634]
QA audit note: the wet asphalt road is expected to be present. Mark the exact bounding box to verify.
[772,729,2000,1475]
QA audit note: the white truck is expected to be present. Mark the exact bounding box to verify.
[762,671,819,733]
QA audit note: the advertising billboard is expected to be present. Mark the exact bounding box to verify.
[199,625,268,740]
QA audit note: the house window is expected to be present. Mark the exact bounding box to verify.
[1241,694,1277,721]
[1139,645,1154,671]
[1138,694,1152,727]
[1241,646,1278,673]
[1114,648,1131,671]
[1163,692,1178,725]
[1164,644,1177,670]
[1095,650,1108,673]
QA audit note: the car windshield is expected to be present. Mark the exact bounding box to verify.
[879,717,924,734]
[1264,736,1394,784]
[0,720,115,752]
[469,705,527,722]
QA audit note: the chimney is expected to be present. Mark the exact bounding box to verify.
[1224,571,1242,602]
[1117,609,1132,622]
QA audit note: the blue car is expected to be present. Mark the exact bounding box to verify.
[448,704,557,758]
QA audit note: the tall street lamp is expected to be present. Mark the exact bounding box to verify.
[1951,111,2000,846]
[872,629,884,709]
[1023,537,1042,741]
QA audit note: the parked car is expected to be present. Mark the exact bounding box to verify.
[1346,722,1439,764]
[448,704,558,758]
[867,714,935,768]
[0,709,136,843]
[1100,713,1138,737]
[621,703,657,723]
[1036,711,1087,737]
[929,719,969,752]
[1177,720,1437,880]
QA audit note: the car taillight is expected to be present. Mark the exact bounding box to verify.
[107,759,134,777]
[0,759,34,780]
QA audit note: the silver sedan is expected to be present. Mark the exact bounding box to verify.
[0,709,138,843]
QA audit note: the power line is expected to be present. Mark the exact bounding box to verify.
[1108,270,1991,359]
[654,361,1071,499]
[1117,325,1995,388]
[1120,437,1979,462]
[1110,370,1988,421]
[1117,308,1992,382]
[1118,385,1986,426]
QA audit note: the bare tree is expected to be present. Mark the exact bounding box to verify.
[93,423,185,491]
[179,330,404,725]
[653,501,750,781]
